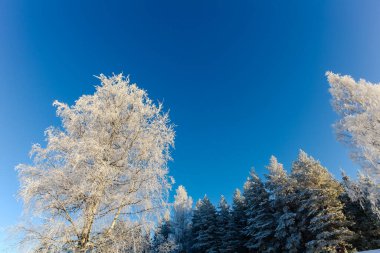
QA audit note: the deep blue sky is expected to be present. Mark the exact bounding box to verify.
[1,0,380,250]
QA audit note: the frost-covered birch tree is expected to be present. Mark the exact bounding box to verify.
[327,72,380,177]
[327,72,380,216]
[16,74,175,252]
[172,185,193,253]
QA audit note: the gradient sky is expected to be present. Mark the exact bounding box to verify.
[1,1,380,251]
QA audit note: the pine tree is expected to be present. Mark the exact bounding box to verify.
[190,199,202,253]
[341,174,380,251]
[291,150,352,253]
[215,195,230,252]
[221,189,248,253]
[244,169,275,252]
[191,196,218,253]
[265,156,300,252]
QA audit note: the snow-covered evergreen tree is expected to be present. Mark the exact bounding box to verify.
[172,185,193,253]
[341,173,380,251]
[215,195,230,252]
[327,72,380,216]
[265,156,300,252]
[190,199,202,253]
[244,169,275,252]
[291,150,352,252]
[221,189,248,253]
[152,212,178,253]
[191,196,218,253]
[265,156,288,197]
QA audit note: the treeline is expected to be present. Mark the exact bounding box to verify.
[152,151,380,253]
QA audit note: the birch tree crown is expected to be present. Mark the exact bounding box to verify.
[17,73,175,252]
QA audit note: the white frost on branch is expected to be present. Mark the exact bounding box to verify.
[327,71,380,176]
[327,71,380,217]
[16,73,175,252]
[172,185,193,252]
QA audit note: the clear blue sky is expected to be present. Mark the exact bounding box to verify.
[1,0,380,251]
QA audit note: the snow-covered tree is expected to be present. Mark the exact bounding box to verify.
[275,206,301,253]
[16,74,175,252]
[190,199,202,252]
[265,156,300,253]
[221,189,248,253]
[327,72,380,215]
[341,173,380,251]
[291,150,352,252]
[152,212,178,253]
[265,156,289,198]
[244,169,275,252]
[191,196,218,253]
[172,185,193,253]
[327,71,380,177]
[97,222,150,253]
[215,195,230,252]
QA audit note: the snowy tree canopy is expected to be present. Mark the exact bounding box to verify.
[16,74,175,252]
[265,156,299,252]
[291,150,352,252]
[327,71,380,217]
[152,211,178,253]
[191,196,218,253]
[216,195,230,251]
[341,173,380,251]
[222,189,248,253]
[327,71,380,178]
[172,185,193,252]
[265,155,289,198]
[244,170,275,252]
